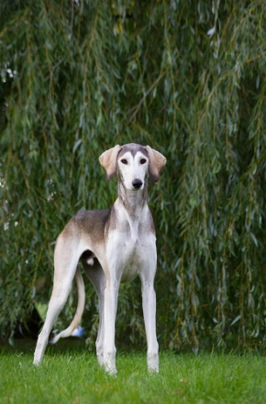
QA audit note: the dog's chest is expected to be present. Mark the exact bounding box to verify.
[121,237,155,282]
[106,221,156,282]
[121,242,144,282]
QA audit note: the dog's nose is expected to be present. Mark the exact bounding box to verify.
[132,179,143,189]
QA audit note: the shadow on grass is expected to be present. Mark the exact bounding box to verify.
[0,337,87,356]
[0,337,147,359]
[2,337,265,360]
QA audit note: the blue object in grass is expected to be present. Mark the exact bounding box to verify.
[71,326,84,337]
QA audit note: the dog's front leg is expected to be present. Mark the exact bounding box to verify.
[141,280,159,372]
[140,252,159,373]
[102,277,119,375]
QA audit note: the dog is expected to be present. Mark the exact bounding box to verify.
[33,143,166,374]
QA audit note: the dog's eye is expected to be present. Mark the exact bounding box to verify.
[121,159,128,165]
[140,159,147,165]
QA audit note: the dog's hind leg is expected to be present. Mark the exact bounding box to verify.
[50,267,85,344]
[83,258,107,367]
[33,237,80,366]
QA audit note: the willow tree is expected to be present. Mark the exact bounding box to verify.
[0,0,266,350]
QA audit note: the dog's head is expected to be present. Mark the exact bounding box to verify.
[99,143,166,190]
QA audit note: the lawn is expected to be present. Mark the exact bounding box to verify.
[0,339,265,403]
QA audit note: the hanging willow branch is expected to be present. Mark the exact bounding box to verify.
[0,0,265,350]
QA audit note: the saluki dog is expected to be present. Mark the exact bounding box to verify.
[33,143,166,374]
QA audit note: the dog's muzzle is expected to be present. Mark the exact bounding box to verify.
[132,178,143,189]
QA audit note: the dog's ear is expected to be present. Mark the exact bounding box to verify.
[145,146,166,182]
[99,145,122,180]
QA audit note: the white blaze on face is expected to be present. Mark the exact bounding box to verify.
[118,151,148,190]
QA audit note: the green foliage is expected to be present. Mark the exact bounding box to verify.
[0,0,266,350]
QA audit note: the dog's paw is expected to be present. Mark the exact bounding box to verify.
[147,352,159,373]
[106,367,118,377]
[148,365,159,373]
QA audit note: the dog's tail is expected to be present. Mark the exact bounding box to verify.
[51,267,85,344]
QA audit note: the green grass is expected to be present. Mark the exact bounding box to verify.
[0,340,266,403]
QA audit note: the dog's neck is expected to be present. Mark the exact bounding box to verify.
[117,178,148,216]
[115,182,148,243]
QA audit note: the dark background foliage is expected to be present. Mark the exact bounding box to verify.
[0,0,266,351]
